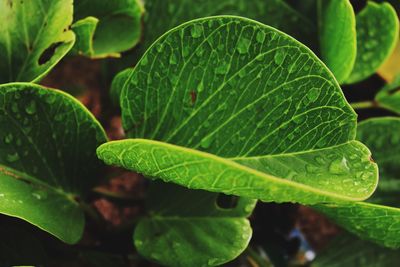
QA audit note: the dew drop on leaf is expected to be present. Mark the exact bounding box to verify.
[6,152,19,163]
[256,31,266,44]
[236,37,251,54]
[4,133,13,144]
[25,100,37,115]
[191,24,203,38]
[274,50,285,65]
[200,135,213,149]
[329,157,350,174]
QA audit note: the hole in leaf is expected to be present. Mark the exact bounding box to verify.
[350,0,366,14]
[38,42,63,65]
[216,193,239,209]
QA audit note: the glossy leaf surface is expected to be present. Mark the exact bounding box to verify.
[73,0,144,57]
[315,118,400,249]
[134,182,256,267]
[346,2,399,84]
[0,0,75,83]
[318,0,356,83]
[0,83,107,243]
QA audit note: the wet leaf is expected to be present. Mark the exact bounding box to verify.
[73,0,144,58]
[0,83,107,243]
[0,0,75,83]
[318,0,356,83]
[346,1,399,84]
[98,16,378,265]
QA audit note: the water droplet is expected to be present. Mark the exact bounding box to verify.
[191,24,203,38]
[0,193,4,197]
[305,164,318,173]
[25,100,37,115]
[197,81,204,92]
[32,190,48,200]
[215,63,229,75]
[151,252,161,260]
[141,55,149,66]
[274,50,285,65]
[45,94,56,104]
[169,53,177,65]
[306,88,320,103]
[4,133,13,144]
[11,102,18,113]
[156,43,164,52]
[236,37,251,54]
[200,135,213,149]
[135,240,143,247]
[256,31,266,43]
[54,113,63,121]
[6,152,19,163]
[315,156,325,164]
[329,157,349,174]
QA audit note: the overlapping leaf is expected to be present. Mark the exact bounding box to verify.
[97,16,378,265]
[318,0,356,83]
[0,83,107,244]
[73,0,144,58]
[312,232,400,267]
[134,182,256,267]
[374,75,400,115]
[346,1,399,84]
[0,0,75,83]
[314,118,400,248]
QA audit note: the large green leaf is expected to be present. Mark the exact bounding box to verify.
[346,1,399,84]
[98,140,376,204]
[312,232,400,267]
[318,0,356,83]
[134,182,256,267]
[98,16,378,265]
[0,0,75,83]
[73,0,144,58]
[374,75,400,115]
[314,117,400,248]
[0,83,107,244]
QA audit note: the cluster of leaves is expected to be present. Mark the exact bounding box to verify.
[0,0,399,266]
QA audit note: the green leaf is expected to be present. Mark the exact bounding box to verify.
[110,68,133,106]
[314,117,400,248]
[99,16,378,264]
[375,75,400,115]
[98,140,377,204]
[0,0,75,83]
[0,83,107,244]
[70,17,99,57]
[141,0,315,53]
[134,182,256,267]
[73,0,144,58]
[318,0,356,83]
[357,117,400,205]
[312,232,400,267]
[346,1,399,84]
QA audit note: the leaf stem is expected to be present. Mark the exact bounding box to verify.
[350,100,377,110]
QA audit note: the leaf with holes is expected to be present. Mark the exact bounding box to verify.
[134,182,256,267]
[0,0,75,83]
[73,0,144,58]
[318,0,356,83]
[97,16,378,265]
[0,83,107,244]
[314,117,400,249]
[345,1,399,84]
